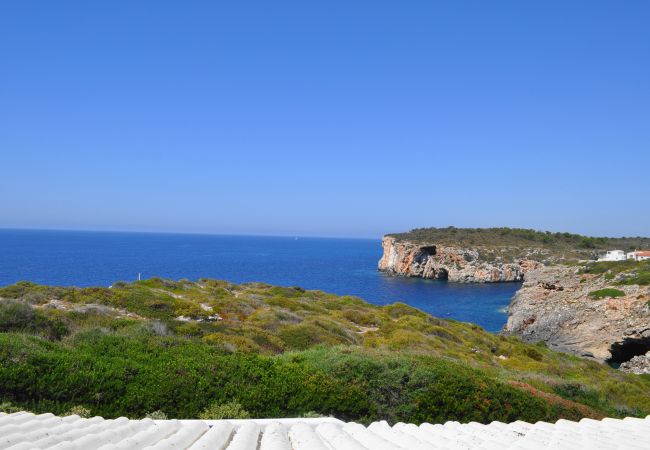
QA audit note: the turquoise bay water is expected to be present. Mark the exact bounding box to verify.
[0,229,520,332]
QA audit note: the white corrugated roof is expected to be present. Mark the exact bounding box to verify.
[2,411,650,449]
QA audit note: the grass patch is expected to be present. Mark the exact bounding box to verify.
[588,288,626,299]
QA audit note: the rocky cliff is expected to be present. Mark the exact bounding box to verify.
[378,236,541,283]
[503,265,650,363]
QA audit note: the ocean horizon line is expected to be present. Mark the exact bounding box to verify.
[0,227,380,241]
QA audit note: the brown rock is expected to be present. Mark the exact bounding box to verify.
[378,236,540,283]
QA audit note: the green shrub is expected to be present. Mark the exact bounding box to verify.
[175,322,203,337]
[0,300,36,332]
[617,272,650,286]
[198,401,250,420]
[588,288,626,299]
[278,323,335,350]
[65,405,92,418]
[412,371,553,424]
[341,309,378,326]
[553,383,606,411]
[144,410,168,419]
[36,313,69,340]
[268,286,304,298]
[383,302,426,319]
[0,300,67,340]
[0,282,42,299]
[386,329,429,349]
[524,347,544,361]
[0,400,24,413]
[202,333,260,353]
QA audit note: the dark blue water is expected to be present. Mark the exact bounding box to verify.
[0,229,519,332]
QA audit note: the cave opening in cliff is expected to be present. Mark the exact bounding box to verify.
[607,337,650,367]
[419,245,437,255]
[436,268,449,280]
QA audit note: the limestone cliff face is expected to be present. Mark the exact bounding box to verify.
[378,236,541,283]
[503,266,650,362]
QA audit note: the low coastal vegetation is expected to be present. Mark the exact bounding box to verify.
[588,288,626,299]
[1,278,650,424]
[388,227,650,262]
[580,260,650,286]
[581,260,650,306]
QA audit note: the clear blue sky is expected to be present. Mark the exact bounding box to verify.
[1,1,648,238]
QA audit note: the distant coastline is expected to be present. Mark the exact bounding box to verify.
[378,227,650,368]
[378,226,650,283]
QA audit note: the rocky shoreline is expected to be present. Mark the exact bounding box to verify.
[502,265,650,363]
[378,236,541,283]
[378,235,650,368]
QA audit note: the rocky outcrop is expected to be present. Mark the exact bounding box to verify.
[503,265,650,362]
[378,236,541,283]
[620,352,650,374]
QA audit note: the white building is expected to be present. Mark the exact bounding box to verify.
[598,250,626,262]
[627,251,650,261]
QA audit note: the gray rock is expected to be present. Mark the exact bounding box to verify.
[503,265,650,363]
[620,352,650,375]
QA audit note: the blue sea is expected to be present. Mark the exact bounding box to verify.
[0,229,519,332]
